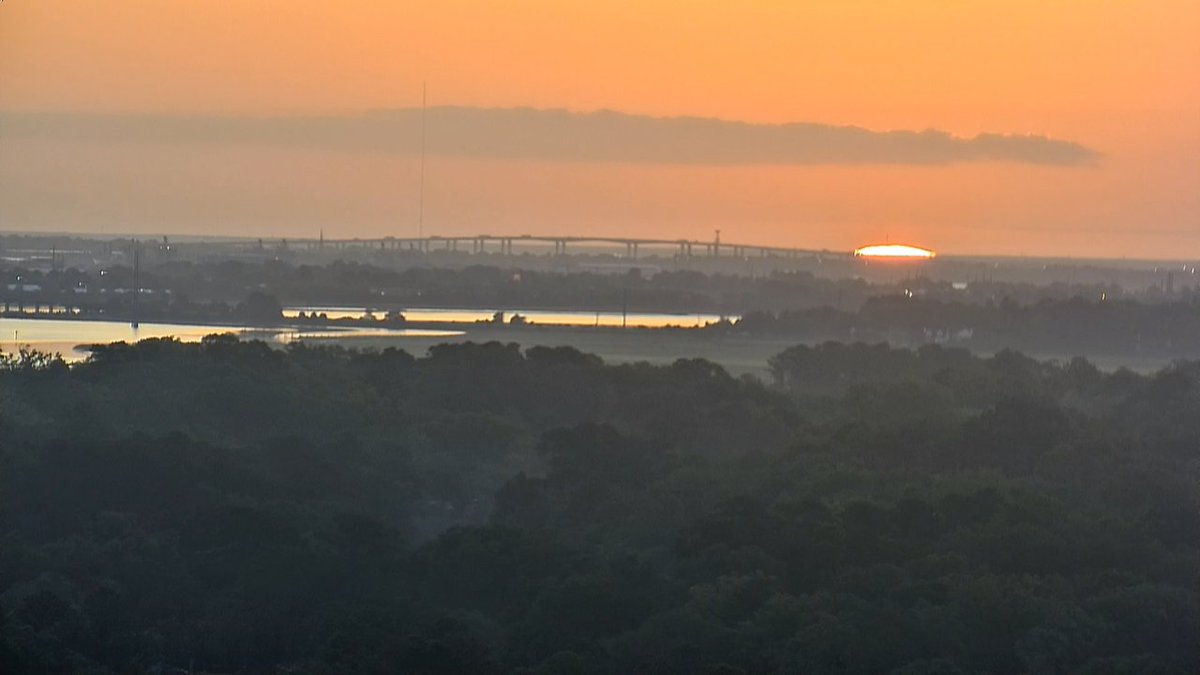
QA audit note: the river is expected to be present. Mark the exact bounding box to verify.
[0,317,462,362]
[284,306,734,328]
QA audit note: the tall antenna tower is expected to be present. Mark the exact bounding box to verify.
[418,81,427,239]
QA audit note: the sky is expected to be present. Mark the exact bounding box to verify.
[1,0,1197,259]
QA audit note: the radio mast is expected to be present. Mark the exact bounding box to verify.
[418,81,427,240]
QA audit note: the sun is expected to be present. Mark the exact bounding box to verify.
[853,244,936,259]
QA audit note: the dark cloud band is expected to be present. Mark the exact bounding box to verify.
[0,107,1099,166]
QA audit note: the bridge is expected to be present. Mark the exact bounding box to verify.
[245,233,852,260]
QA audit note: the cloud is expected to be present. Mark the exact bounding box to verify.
[0,107,1099,166]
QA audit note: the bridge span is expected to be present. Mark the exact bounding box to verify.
[248,234,852,260]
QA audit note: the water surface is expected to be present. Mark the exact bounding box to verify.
[0,317,461,361]
[285,306,734,328]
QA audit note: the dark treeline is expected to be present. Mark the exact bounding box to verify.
[734,295,1200,358]
[3,258,1150,319]
[1,259,871,316]
[0,338,1196,673]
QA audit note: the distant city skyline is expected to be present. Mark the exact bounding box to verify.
[1,1,1197,259]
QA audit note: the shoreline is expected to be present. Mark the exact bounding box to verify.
[0,312,1184,377]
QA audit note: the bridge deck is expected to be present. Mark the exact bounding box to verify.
[251,234,851,258]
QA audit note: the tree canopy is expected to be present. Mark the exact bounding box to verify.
[0,338,1196,673]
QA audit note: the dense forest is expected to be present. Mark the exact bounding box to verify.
[0,338,1197,673]
[733,295,1200,358]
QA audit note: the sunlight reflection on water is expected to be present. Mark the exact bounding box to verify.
[0,317,463,362]
[284,306,733,328]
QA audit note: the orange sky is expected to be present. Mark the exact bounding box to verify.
[1,0,1198,258]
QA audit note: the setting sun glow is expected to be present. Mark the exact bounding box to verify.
[0,0,1197,257]
[854,244,937,259]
